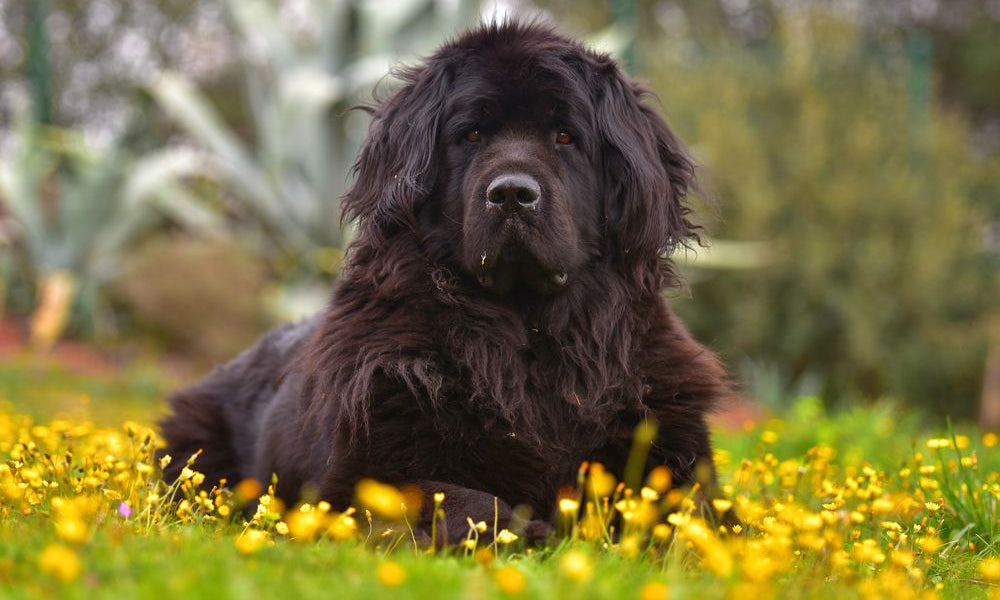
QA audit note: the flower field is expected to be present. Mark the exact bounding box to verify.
[0,362,998,600]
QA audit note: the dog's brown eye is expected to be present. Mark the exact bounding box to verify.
[465,130,482,143]
[556,131,573,145]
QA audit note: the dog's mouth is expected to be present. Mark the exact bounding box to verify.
[475,241,569,296]
[463,183,579,296]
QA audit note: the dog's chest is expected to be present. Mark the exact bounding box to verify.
[438,418,585,512]
[441,317,615,402]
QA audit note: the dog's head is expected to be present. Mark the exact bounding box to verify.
[343,22,698,296]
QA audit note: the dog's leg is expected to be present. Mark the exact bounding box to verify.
[407,480,553,546]
[319,468,551,546]
[158,315,323,490]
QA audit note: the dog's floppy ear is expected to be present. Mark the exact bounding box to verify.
[595,64,699,264]
[342,59,451,239]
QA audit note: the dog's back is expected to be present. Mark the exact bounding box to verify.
[157,314,322,487]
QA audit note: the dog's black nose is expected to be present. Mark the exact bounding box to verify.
[486,173,540,211]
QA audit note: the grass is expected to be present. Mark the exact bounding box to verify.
[0,355,169,425]
[0,358,998,600]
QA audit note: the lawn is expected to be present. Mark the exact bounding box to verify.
[0,359,997,600]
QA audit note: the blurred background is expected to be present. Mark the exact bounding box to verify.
[0,0,996,426]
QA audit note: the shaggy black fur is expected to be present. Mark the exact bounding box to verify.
[159,21,732,543]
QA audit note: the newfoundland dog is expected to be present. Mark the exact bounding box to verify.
[159,21,731,543]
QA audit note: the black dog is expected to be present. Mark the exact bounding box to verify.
[159,21,731,543]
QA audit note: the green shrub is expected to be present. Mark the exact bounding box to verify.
[650,10,995,415]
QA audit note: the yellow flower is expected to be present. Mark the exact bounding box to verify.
[38,543,81,582]
[356,479,408,521]
[797,513,823,532]
[495,529,519,545]
[287,507,322,541]
[234,478,263,502]
[559,550,593,583]
[652,524,672,540]
[680,520,733,577]
[495,565,527,595]
[646,466,672,493]
[640,582,670,600]
[235,529,268,555]
[586,464,616,498]
[377,561,406,587]
[871,498,894,514]
[880,521,903,532]
[983,433,998,448]
[667,512,690,526]
[891,550,915,568]
[918,536,942,554]
[712,498,733,513]
[51,497,93,544]
[559,498,580,515]
[327,511,359,541]
[615,498,657,525]
[475,548,496,567]
[619,535,641,557]
[853,540,886,564]
[55,516,89,544]
[742,551,781,583]
[2,482,23,500]
[979,558,1000,582]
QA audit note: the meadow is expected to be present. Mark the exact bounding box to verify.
[0,359,997,600]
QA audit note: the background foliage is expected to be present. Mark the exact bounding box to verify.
[650,10,996,416]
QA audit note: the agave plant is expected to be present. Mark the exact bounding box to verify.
[0,106,222,347]
[149,0,483,313]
